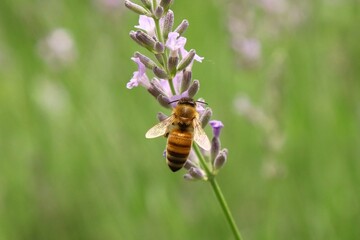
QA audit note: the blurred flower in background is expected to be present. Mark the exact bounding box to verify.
[32,77,70,118]
[237,38,261,64]
[227,0,304,179]
[227,0,308,68]
[228,19,262,67]
[234,94,287,179]
[93,0,124,14]
[37,28,77,69]
[259,0,287,15]
[233,51,287,180]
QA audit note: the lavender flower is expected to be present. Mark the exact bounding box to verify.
[37,28,77,68]
[166,32,186,57]
[125,2,243,238]
[188,167,207,180]
[125,0,228,180]
[209,120,224,138]
[135,15,156,37]
[214,149,228,171]
[209,120,225,167]
[126,57,150,89]
[180,47,204,63]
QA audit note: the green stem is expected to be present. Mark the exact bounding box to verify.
[193,144,243,240]
[209,178,243,240]
[168,78,176,95]
[193,143,212,176]
[154,18,164,43]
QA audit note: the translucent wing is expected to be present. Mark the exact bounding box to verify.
[145,116,174,138]
[193,119,211,151]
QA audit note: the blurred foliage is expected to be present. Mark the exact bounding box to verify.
[0,0,359,239]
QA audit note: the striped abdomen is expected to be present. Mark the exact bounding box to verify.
[166,130,193,172]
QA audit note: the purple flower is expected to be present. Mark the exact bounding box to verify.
[152,71,193,107]
[196,98,207,115]
[239,38,261,62]
[209,120,224,138]
[166,32,187,57]
[214,149,228,171]
[126,57,150,89]
[188,167,206,180]
[180,47,204,63]
[152,78,172,97]
[172,71,183,94]
[135,15,156,37]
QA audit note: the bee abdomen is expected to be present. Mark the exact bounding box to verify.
[166,155,187,172]
[166,131,193,172]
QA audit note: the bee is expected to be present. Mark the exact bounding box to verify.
[145,97,211,172]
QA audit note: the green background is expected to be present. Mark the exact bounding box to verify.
[0,0,359,239]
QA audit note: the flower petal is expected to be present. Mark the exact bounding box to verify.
[166,32,187,52]
[135,15,156,37]
[180,47,204,63]
[126,57,150,89]
[209,120,224,138]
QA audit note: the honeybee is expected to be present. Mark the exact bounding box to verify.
[146,97,211,172]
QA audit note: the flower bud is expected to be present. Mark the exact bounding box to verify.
[136,31,156,50]
[157,94,171,108]
[148,81,166,98]
[140,0,152,9]
[124,0,150,15]
[177,49,195,71]
[167,56,178,76]
[180,70,192,93]
[148,85,160,98]
[154,41,165,53]
[155,53,164,65]
[211,137,220,161]
[174,19,189,36]
[189,167,206,180]
[153,66,168,79]
[154,6,164,19]
[209,120,224,138]
[200,108,212,128]
[183,173,195,180]
[187,80,199,98]
[183,159,196,170]
[130,30,144,47]
[151,78,167,94]
[160,0,173,10]
[214,149,228,171]
[162,10,174,39]
[134,52,156,69]
[157,112,169,121]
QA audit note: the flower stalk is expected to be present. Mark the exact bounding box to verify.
[125,1,243,239]
[193,143,242,240]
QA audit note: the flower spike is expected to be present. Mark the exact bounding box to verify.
[125,2,243,239]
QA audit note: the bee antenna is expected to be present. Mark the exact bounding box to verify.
[196,100,208,105]
[168,99,180,105]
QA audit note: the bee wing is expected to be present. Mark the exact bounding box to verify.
[145,116,174,138]
[193,119,211,151]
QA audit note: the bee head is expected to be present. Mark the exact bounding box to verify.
[168,97,207,107]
